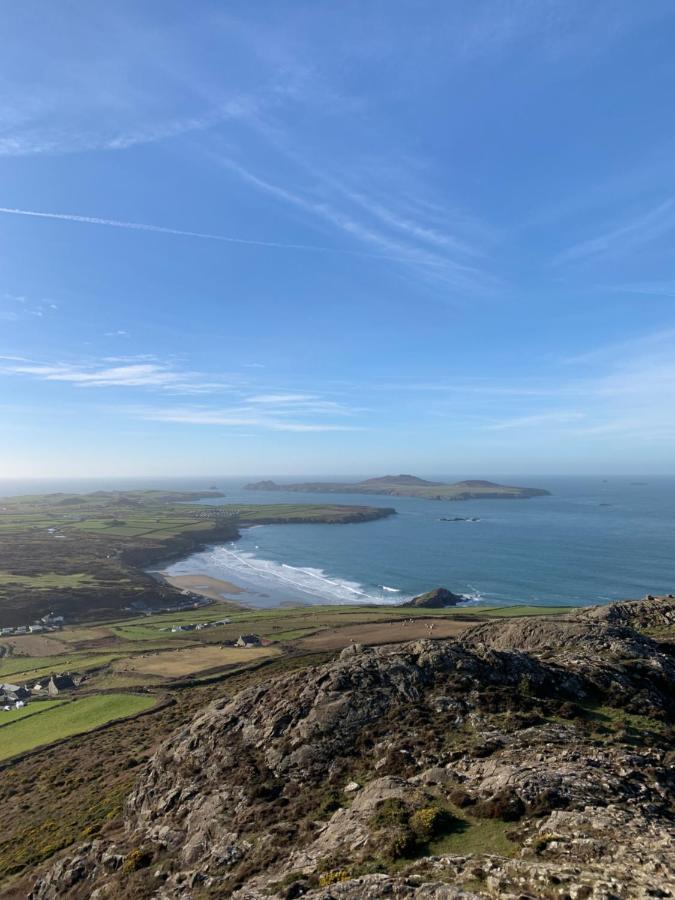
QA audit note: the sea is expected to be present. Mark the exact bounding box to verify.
[4,475,673,609]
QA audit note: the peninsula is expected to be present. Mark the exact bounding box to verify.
[246,473,550,501]
[0,490,394,626]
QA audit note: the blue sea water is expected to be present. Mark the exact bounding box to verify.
[1,475,673,608]
[156,476,675,608]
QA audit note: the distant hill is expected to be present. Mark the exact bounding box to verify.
[245,474,550,501]
[360,474,443,486]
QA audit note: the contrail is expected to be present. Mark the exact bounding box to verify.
[0,204,397,260]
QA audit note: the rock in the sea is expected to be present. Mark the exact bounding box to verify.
[402,587,466,608]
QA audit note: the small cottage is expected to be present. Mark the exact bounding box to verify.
[48,673,77,697]
[235,634,261,648]
[1,683,30,700]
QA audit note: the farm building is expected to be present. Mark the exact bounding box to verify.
[0,683,30,706]
[47,673,82,696]
[235,634,261,648]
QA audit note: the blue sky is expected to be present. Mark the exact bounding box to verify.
[2,0,675,478]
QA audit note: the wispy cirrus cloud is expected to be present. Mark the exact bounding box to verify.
[245,392,355,415]
[246,392,319,404]
[485,411,586,430]
[214,154,495,290]
[0,359,231,394]
[0,102,253,158]
[554,196,675,264]
[348,326,675,442]
[0,356,365,432]
[0,206,374,258]
[562,327,675,366]
[137,406,363,432]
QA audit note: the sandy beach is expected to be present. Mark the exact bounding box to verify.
[162,573,247,601]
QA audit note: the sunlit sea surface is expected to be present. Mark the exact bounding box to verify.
[9,475,671,608]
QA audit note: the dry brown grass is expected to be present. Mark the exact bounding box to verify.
[112,645,279,677]
[298,618,471,650]
[2,634,70,656]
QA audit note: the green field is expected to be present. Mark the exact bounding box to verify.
[0,700,67,726]
[0,693,156,761]
[0,652,129,682]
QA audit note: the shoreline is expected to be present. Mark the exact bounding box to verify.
[161,573,248,603]
[157,537,585,611]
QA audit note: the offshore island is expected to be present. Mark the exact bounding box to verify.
[246,473,551,501]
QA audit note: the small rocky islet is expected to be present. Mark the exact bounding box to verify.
[30,596,675,899]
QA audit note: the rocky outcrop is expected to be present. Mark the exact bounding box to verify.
[402,588,467,608]
[30,610,675,899]
[579,594,675,630]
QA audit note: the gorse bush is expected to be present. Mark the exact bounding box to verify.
[121,847,153,874]
[409,806,453,842]
[370,797,409,828]
[369,798,458,860]
[318,869,351,887]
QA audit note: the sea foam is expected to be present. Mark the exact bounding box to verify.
[178,544,406,606]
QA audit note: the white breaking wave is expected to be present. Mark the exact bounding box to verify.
[181,544,405,605]
[380,585,400,593]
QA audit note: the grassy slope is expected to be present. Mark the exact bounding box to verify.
[0,652,129,681]
[0,700,67,726]
[0,693,156,761]
[0,654,329,886]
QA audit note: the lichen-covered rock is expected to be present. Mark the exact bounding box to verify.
[579,594,675,630]
[30,609,675,899]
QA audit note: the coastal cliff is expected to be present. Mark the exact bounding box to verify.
[30,596,675,899]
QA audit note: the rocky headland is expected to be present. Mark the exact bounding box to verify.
[30,596,675,899]
[401,587,468,608]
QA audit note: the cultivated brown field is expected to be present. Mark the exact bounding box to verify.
[297,617,472,650]
[1,634,70,656]
[112,644,279,677]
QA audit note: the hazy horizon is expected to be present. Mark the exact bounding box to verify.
[3,2,675,477]
[1,472,674,492]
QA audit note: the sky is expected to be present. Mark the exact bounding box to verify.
[2,0,675,478]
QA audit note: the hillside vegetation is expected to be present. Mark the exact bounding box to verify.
[23,595,675,899]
